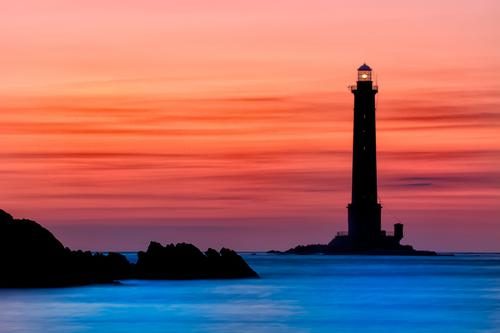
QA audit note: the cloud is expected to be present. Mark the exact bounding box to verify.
[379,150,500,161]
[382,111,500,123]
[384,172,500,189]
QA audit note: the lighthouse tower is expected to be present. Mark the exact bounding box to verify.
[286,63,436,255]
[347,63,382,244]
[287,63,436,255]
[327,64,406,251]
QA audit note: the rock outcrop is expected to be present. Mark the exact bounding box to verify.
[0,210,130,287]
[0,209,258,288]
[136,242,258,279]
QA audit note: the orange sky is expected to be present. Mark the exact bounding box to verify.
[1,0,499,251]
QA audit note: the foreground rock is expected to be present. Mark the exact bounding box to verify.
[0,209,258,288]
[0,210,130,287]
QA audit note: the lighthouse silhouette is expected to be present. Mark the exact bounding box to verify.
[348,63,383,242]
[287,64,435,254]
[326,64,430,253]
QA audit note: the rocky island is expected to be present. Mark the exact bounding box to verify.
[0,209,258,288]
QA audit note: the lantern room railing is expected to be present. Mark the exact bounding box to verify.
[349,85,378,92]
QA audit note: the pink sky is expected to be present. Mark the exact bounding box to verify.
[1,0,499,251]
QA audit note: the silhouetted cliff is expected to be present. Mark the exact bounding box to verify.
[0,209,131,287]
[0,209,258,288]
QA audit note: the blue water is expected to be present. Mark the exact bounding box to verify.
[0,254,499,333]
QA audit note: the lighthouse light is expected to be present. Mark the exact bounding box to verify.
[358,70,371,81]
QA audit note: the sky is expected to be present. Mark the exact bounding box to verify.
[1,0,499,252]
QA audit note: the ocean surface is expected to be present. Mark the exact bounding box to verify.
[0,253,499,333]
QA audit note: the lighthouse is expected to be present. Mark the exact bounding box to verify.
[327,64,407,251]
[286,64,436,255]
[348,63,382,244]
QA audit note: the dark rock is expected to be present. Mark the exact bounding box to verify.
[284,238,437,256]
[266,250,284,254]
[0,209,258,287]
[0,209,131,287]
[282,225,436,256]
[135,242,258,279]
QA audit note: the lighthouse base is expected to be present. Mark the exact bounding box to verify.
[284,232,436,256]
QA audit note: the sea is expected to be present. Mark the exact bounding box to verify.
[0,253,499,333]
